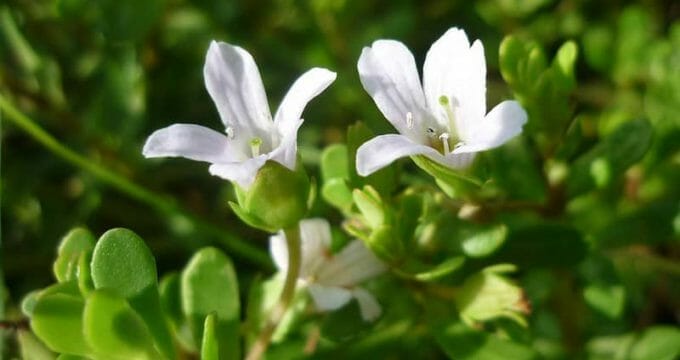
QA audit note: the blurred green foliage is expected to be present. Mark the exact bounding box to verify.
[1,0,679,358]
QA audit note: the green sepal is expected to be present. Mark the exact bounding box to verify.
[233,160,311,232]
[411,155,482,199]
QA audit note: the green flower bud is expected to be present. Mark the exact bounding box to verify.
[455,264,531,327]
[229,161,311,232]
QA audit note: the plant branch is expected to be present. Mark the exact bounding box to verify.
[246,225,302,360]
[0,94,272,269]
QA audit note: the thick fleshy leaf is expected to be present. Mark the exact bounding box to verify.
[31,290,90,356]
[357,40,431,143]
[90,228,176,360]
[143,124,242,163]
[83,290,158,360]
[53,228,95,283]
[352,288,382,321]
[274,68,336,134]
[452,100,527,153]
[204,41,273,140]
[308,284,353,311]
[208,155,268,189]
[423,27,486,139]
[356,134,441,176]
[181,248,240,360]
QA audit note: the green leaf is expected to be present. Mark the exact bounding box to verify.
[321,178,354,213]
[434,322,536,360]
[568,119,653,196]
[411,256,466,282]
[90,228,176,360]
[320,300,372,343]
[91,228,157,299]
[460,224,508,258]
[31,291,91,356]
[629,326,680,360]
[583,284,625,319]
[53,227,95,283]
[83,290,158,360]
[491,223,587,268]
[352,186,385,229]
[18,330,54,360]
[201,313,219,360]
[320,144,349,181]
[181,247,240,360]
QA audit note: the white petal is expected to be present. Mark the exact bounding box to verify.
[316,240,386,287]
[423,28,486,139]
[357,40,431,143]
[356,134,442,176]
[297,218,333,278]
[452,100,527,154]
[204,41,274,140]
[269,232,288,272]
[142,123,242,163]
[208,155,267,189]
[308,284,353,311]
[352,288,382,321]
[274,68,336,135]
[268,119,303,171]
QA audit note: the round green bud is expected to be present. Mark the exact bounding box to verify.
[231,161,311,232]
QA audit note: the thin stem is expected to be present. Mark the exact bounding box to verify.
[246,225,302,360]
[0,94,271,268]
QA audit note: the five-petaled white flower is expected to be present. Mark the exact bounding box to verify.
[270,218,386,321]
[143,41,336,188]
[355,27,528,176]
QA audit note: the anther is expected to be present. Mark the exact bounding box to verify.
[226,126,235,139]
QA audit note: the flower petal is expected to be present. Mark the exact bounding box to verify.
[204,41,274,140]
[423,28,486,139]
[268,119,303,171]
[316,240,386,287]
[452,100,527,154]
[352,288,382,321]
[269,232,289,272]
[356,134,442,176]
[358,40,431,143]
[208,155,267,189]
[298,218,333,278]
[308,284,353,311]
[142,123,241,163]
[274,68,336,135]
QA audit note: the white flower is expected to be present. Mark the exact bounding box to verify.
[355,27,528,176]
[143,41,336,188]
[269,219,386,321]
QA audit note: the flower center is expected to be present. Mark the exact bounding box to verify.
[250,137,263,157]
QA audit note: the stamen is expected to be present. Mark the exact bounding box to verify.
[406,112,414,129]
[226,126,234,139]
[439,133,451,154]
[438,95,458,138]
[250,137,262,157]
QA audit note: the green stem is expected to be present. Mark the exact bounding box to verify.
[246,225,301,360]
[0,94,271,268]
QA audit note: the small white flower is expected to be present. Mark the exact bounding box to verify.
[356,27,528,176]
[269,219,386,321]
[143,41,336,188]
